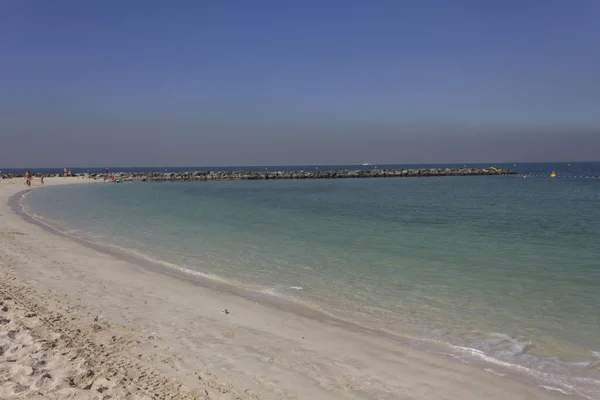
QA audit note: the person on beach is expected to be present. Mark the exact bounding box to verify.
[40,175,44,185]
[25,170,31,187]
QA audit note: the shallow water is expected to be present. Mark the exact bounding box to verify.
[21,162,600,399]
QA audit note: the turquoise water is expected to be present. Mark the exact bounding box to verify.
[21,163,600,398]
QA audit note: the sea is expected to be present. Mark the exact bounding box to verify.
[14,162,600,399]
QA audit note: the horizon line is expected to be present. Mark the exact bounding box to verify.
[1,161,598,170]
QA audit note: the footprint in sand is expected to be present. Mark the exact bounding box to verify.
[221,331,235,339]
[1,231,26,236]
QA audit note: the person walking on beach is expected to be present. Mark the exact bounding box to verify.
[25,170,32,187]
[40,175,44,185]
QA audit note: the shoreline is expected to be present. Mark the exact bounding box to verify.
[12,187,420,345]
[0,178,581,399]
[17,184,600,400]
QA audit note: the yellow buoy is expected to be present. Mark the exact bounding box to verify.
[550,172,557,178]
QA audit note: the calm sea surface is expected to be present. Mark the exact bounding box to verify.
[20,163,600,399]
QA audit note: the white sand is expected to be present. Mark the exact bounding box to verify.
[0,177,572,399]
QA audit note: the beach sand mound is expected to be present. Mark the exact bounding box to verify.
[0,272,252,400]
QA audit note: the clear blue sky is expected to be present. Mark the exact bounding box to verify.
[1,0,599,167]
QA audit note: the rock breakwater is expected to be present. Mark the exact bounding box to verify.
[2,168,516,181]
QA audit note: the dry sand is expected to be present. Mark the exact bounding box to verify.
[0,177,573,399]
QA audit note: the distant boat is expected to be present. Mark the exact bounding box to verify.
[362,163,371,166]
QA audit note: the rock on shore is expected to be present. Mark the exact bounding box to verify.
[2,168,516,182]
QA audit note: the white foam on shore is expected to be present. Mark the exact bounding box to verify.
[113,246,229,284]
[259,286,282,296]
[477,332,531,357]
[538,385,570,395]
[484,368,506,377]
[449,343,600,400]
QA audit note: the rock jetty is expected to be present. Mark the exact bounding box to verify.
[2,168,515,181]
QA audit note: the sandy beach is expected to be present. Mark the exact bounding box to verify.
[0,177,573,399]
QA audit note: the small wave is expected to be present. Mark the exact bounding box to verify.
[124,254,228,283]
[538,385,570,395]
[23,210,67,232]
[477,332,531,357]
[451,345,529,372]
[170,264,227,282]
[450,343,600,400]
[23,210,101,242]
[288,286,303,290]
[20,190,32,201]
[569,361,595,369]
[567,355,600,370]
[484,368,506,377]
[260,285,283,296]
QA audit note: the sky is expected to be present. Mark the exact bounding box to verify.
[1,0,599,167]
